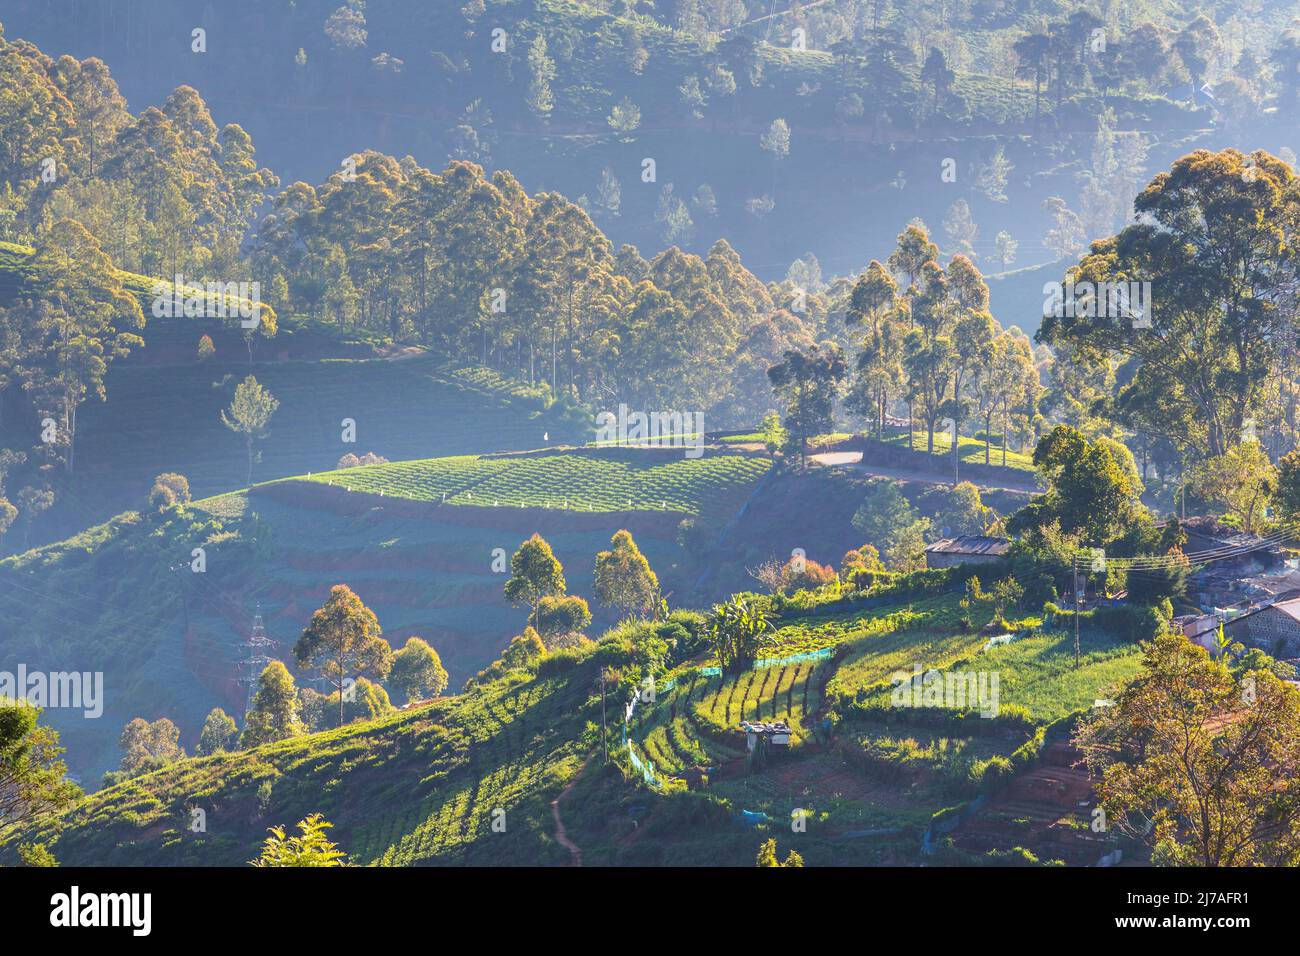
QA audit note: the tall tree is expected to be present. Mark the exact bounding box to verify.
[594,529,659,618]
[118,717,185,775]
[197,708,238,756]
[1076,634,1300,866]
[0,701,80,840]
[294,584,395,728]
[16,218,144,472]
[1013,33,1052,128]
[767,343,847,466]
[241,661,304,747]
[503,533,567,627]
[221,375,279,486]
[389,637,449,704]
[845,260,902,437]
[1041,149,1300,458]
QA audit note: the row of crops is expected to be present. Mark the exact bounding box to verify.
[352,672,589,866]
[628,661,826,779]
[300,449,771,516]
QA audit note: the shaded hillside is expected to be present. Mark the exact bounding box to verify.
[0,447,769,782]
[14,661,600,866]
[0,338,589,549]
[703,463,1032,597]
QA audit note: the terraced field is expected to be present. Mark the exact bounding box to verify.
[301,447,772,516]
[630,661,825,778]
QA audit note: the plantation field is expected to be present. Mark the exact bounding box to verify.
[631,659,825,778]
[11,666,594,867]
[834,624,1142,725]
[300,447,772,517]
[810,595,1143,805]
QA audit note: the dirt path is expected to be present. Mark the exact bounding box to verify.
[551,757,590,866]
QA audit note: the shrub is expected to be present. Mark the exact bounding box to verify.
[781,556,837,593]
[534,594,592,644]
[337,451,389,469]
[148,472,191,511]
[972,754,1015,793]
[1090,604,1168,643]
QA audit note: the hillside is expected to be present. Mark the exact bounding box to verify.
[0,446,772,782]
[15,659,599,866]
[12,576,1146,867]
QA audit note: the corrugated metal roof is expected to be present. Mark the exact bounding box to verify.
[923,534,1012,556]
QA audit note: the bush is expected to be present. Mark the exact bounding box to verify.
[972,754,1014,793]
[148,473,191,511]
[781,557,837,593]
[534,594,592,644]
[675,517,714,556]
[1090,604,1168,643]
[337,451,389,469]
[535,644,595,677]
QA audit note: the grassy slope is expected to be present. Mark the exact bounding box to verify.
[11,581,1147,867]
[879,431,1037,472]
[17,664,596,866]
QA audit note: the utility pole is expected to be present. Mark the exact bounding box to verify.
[953,431,960,487]
[600,667,608,763]
[1073,560,1081,669]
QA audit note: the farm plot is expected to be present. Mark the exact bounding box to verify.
[446,451,770,515]
[693,662,824,742]
[301,455,510,501]
[297,448,771,516]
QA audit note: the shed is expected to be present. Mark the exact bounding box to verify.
[923,535,1011,569]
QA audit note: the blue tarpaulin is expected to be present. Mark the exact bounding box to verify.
[754,647,833,669]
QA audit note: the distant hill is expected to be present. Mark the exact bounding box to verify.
[986,260,1064,340]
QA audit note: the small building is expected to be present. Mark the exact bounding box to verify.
[1225,596,1300,659]
[1175,612,1225,655]
[1180,516,1286,606]
[923,534,1011,569]
[740,720,792,752]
